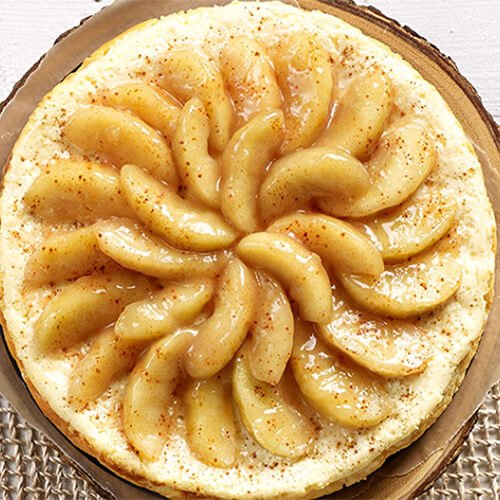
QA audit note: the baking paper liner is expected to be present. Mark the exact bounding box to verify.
[0,0,499,498]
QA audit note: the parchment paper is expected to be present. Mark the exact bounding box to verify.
[0,1,499,498]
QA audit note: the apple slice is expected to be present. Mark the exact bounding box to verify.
[36,271,152,352]
[116,279,214,341]
[318,121,436,218]
[354,190,457,262]
[68,325,145,408]
[184,374,237,468]
[291,320,391,428]
[259,146,369,223]
[94,218,224,279]
[184,258,257,379]
[236,232,333,323]
[268,213,383,276]
[162,50,232,152]
[233,343,315,458]
[64,105,177,184]
[221,109,284,232]
[172,98,221,208]
[273,32,333,153]
[317,67,392,159]
[25,225,109,285]
[248,272,294,385]
[121,164,238,252]
[24,159,134,223]
[101,82,181,140]
[339,244,461,318]
[317,283,431,377]
[222,35,281,129]
[123,328,193,461]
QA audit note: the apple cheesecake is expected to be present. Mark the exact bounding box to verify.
[0,1,496,498]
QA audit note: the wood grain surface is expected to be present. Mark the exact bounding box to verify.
[0,0,499,122]
[0,1,498,498]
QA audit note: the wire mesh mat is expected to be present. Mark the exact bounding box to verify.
[0,383,498,499]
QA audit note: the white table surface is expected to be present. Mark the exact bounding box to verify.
[0,0,498,498]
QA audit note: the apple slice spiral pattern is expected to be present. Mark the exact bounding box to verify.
[24,31,464,468]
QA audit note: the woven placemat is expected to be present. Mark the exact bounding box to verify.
[0,384,498,499]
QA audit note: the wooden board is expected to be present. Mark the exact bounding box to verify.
[0,0,500,498]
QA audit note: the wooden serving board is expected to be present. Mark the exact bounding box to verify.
[0,1,498,499]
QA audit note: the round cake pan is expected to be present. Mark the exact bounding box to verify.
[0,1,498,498]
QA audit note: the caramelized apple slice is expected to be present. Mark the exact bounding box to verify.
[291,320,391,428]
[24,159,133,223]
[64,105,177,184]
[339,245,461,318]
[25,226,109,285]
[354,190,457,262]
[273,32,333,153]
[102,82,181,139]
[317,284,431,377]
[221,35,281,129]
[317,67,392,159]
[221,109,284,232]
[116,279,214,341]
[124,328,193,460]
[259,147,370,223]
[69,325,145,408]
[268,213,383,276]
[184,258,257,379]
[249,272,294,385]
[162,50,232,152]
[233,343,315,458]
[36,271,152,352]
[184,374,237,468]
[172,98,221,208]
[121,164,238,251]
[94,218,223,279]
[237,232,332,323]
[318,121,436,218]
